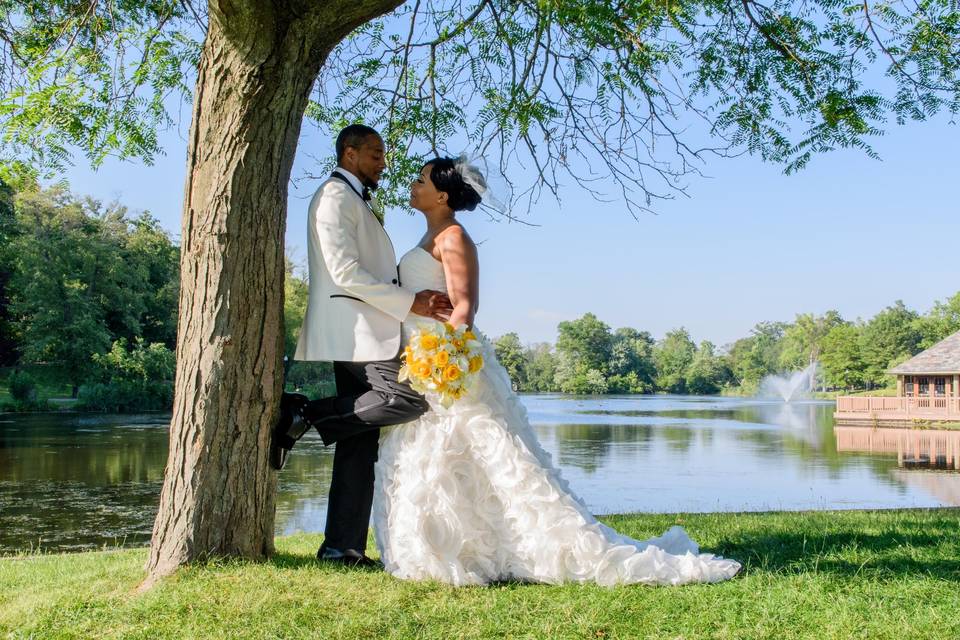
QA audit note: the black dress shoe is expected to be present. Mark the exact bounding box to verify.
[270,392,309,471]
[317,544,382,568]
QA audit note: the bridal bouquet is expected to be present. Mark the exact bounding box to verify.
[399,322,484,407]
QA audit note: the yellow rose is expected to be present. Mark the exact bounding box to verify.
[413,361,432,379]
[420,334,439,350]
[435,350,450,366]
[452,338,465,350]
[443,322,455,334]
[463,330,476,341]
[443,364,461,381]
[469,356,484,373]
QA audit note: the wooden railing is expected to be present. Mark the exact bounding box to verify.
[835,396,960,418]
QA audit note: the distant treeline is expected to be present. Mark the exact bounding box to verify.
[2,182,958,410]
[490,299,960,395]
[0,180,180,411]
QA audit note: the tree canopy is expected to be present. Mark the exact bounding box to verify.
[5,183,179,392]
[2,0,958,211]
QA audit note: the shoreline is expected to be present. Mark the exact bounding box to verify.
[3,506,957,559]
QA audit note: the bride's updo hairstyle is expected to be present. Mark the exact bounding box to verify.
[427,157,484,212]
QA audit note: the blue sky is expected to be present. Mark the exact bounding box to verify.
[60,101,958,349]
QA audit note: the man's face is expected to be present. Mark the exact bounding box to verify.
[349,135,386,188]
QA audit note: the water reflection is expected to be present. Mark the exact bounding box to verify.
[2,395,957,554]
[274,438,334,536]
[834,425,960,470]
[550,424,651,473]
[891,470,960,505]
[0,414,168,552]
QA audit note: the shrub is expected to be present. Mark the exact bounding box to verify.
[286,361,335,398]
[76,339,175,412]
[607,372,653,394]
[1,399,50,412]
[76,380,173,412]
[559,367,609,395]
[7,369,38,402]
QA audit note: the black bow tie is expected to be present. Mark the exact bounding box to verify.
[362,186,372,202]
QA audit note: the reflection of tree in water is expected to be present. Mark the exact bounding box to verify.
[3,398,947,550]
[0,413,170,553]
[0,419,13,449]
[0,413,169,484]
[729,402,943,496]
[752,403,828,441]
[660,425,693,453]
[769,404,846,474]
[697,428,715,448]
[577,407,774,424]
[273,436,335,535]
[0,415,340,550]
[552,423,652,474]
[578,398,904,483]
[730,403,900,481]
[575,401,840,462]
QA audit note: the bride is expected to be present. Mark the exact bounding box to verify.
[372,157,741,586]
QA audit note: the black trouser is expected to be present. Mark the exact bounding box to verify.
[302,358,429,553]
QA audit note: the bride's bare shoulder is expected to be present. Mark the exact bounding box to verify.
[438,222,476,252]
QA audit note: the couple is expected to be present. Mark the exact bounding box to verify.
[271,124,741,586]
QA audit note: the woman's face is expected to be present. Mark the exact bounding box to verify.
[410,164,447,212]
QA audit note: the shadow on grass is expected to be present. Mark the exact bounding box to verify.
[269,551,385,574]
[266,512,960,583]
[717,529,960,580]
[268,552,550,588]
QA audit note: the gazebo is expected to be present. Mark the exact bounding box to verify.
[835,330,960,425]
[889,330,960,399]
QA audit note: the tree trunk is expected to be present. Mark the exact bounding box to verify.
[145,0,403,584]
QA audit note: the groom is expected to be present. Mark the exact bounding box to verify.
[272,124,451,566]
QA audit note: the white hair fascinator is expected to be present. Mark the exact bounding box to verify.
[453,153,507,215]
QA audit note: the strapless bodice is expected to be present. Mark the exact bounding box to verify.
[399,246,447,297]
[399,246,447,335]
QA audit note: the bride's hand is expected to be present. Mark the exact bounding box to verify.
[412,289,453,320]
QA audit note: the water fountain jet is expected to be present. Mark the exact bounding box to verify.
[759,362,819,402]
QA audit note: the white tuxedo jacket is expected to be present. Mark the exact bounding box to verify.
[294,173,415,362]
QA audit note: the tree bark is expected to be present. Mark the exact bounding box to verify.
[145,0,404,585]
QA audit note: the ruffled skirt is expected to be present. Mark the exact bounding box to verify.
[372,336,741,586]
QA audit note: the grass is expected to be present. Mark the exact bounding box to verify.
[0,364,78,411]
[900,419,960,431]
[2,509,959,639]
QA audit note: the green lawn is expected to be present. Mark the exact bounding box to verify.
[0,364,77,410]
[2,509,959,639]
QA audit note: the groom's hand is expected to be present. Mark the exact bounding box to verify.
[412,290,453,321]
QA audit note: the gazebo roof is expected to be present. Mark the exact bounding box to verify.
[889,330,960,375]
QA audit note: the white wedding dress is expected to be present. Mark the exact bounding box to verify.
[372,247,741,586]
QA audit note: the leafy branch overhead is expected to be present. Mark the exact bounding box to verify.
[2,0,958,212]
[0,0,202,177]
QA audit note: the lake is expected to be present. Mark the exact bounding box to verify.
[1,394,956,554]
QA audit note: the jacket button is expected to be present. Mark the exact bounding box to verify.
[392,279,398,284]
